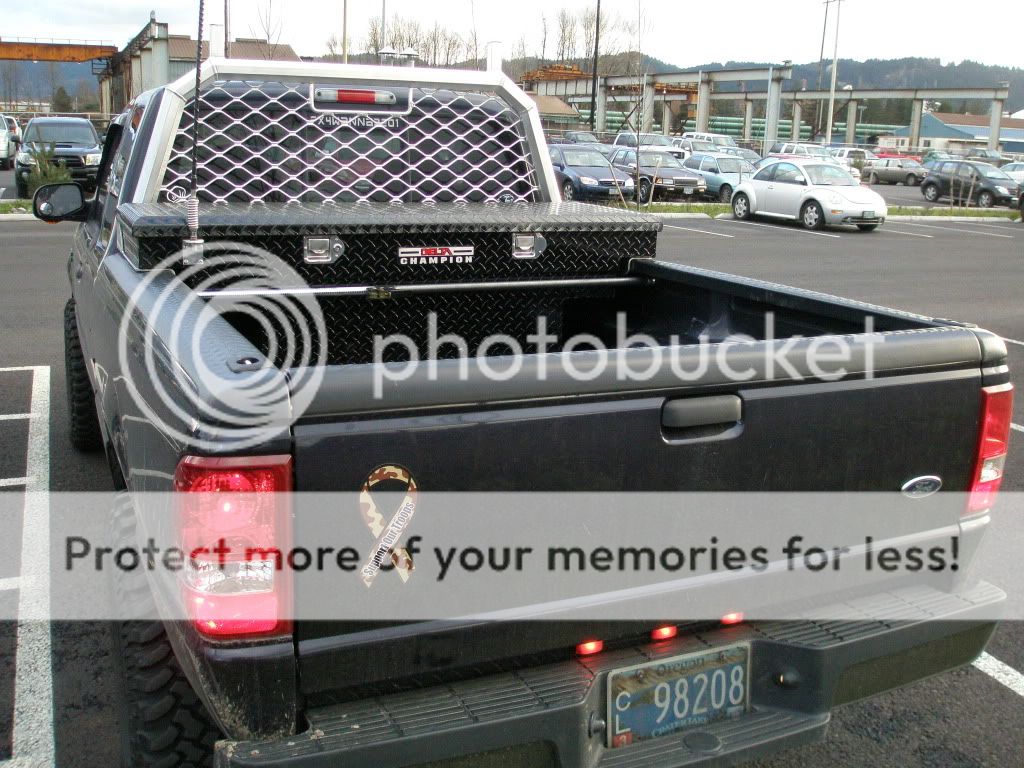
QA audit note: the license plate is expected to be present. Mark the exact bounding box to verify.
[863,210,875,219]
[609,188,619,195]
[683,187,694,195]
[607,644,749,748]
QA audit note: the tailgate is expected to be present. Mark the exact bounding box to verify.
[291,328,988,698]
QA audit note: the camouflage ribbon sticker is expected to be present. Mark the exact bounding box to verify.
[359,465,417,587]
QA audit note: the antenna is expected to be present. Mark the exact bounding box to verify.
[183,0,206,265]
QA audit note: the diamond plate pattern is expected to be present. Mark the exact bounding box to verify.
[229,287,613,367]
[160,81,541,204]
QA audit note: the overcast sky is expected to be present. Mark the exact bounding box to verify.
[8,1,1023,69]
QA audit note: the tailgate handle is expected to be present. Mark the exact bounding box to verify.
[662,395,742,430]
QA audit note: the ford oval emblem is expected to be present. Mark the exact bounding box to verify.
[901,475,942,499]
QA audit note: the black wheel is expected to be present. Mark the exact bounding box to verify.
[906,174,919,187]
[110,495,220,768]
[977,190,995,208]
[922,183,939,202]
[868,172,880,185]
[801,200,826,230]
[637,178,652,204]
[732,192,751,220]
[856,224,879,231]
[64,298,103,451]
[15,177,28,199]
[561,180,575,201]
[718,184,733,203]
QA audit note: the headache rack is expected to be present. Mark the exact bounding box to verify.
[123,61,660,366]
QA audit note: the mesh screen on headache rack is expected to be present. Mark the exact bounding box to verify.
[160,81,542,205]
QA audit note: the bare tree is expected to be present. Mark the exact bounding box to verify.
[556,8,577,62]
[539,14,548,63]
[250,0,284,59]
[363,16,383,54]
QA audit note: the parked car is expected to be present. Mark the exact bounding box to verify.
[549,144,635,201]
[612,132,687,159]
[570,141,617,158]
[14,116,102,198]
[683,151,756,202]
[964,147,1008,166]
[920,160,1021,208]
[863,157,929,186]
[32,57,1011,768]
[561,130,601,144]
[670,137,717,160]
[682,131,738,149]
[0,114,12,170]
[768,142,862,181]
[732,158,887,230]
[719,145,762,164]
[922,150,955,164]
[831,147,877,164]
[610,147,707,201]
[1001,161,1024,184]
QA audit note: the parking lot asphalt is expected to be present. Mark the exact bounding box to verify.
[0,169,16,201]
[0,218,1022,767]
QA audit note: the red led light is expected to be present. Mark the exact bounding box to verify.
[651,625,678,641]
[576,640,604,656]
[721,612,744,626]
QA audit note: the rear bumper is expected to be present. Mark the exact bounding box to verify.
[215,581,1003,768]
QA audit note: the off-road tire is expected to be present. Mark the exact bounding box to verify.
[64,298,103,451]
[109,495,220,768]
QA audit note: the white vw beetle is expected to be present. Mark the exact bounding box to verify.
[731,159,888,231]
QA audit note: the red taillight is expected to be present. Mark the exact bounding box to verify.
[651,625,678,641]
[175,455,293,638]
[576,640,604,656]
[967,384,1014,516]
[721,612,744,626]
[313,87,397,105]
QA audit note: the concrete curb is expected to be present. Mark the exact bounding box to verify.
[0,214,37,222]
[647,212,715,219]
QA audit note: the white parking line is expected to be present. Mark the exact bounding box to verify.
[0,478,32,488]
[973,652,1024,698]
[961,220,1018,231]
[1011,424,1023,433]
[897,222,1014,239]
[1002,337,1024,347]
[663,225,735,238]
[0,414,36,422]
[0,577,19,593]
[877,229,933,238]
[11,366,54,767]
[720,219,842,238]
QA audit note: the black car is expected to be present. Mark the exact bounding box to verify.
[610,147,707,201]
[549,145,635,201]
[920,160,1020,208]
[14,117,102,198]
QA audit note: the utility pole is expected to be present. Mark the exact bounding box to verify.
[589,0,601,131]
[381,0,387,51]
[814,0,830,135]
[224,0,231,58]
[824,0,843,145]
[343,0,348,63]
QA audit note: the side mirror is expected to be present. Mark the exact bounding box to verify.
[33,183,87,223]
[11,135,20,146]
[796,177,808,185]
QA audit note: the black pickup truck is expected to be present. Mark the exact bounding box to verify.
[32,58,1012,768]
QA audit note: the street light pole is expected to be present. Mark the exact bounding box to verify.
[343,0,348,63]
[589,0,601,131]
[824,0,842,145]
[814,0,830,134]
[381,0,387,51]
